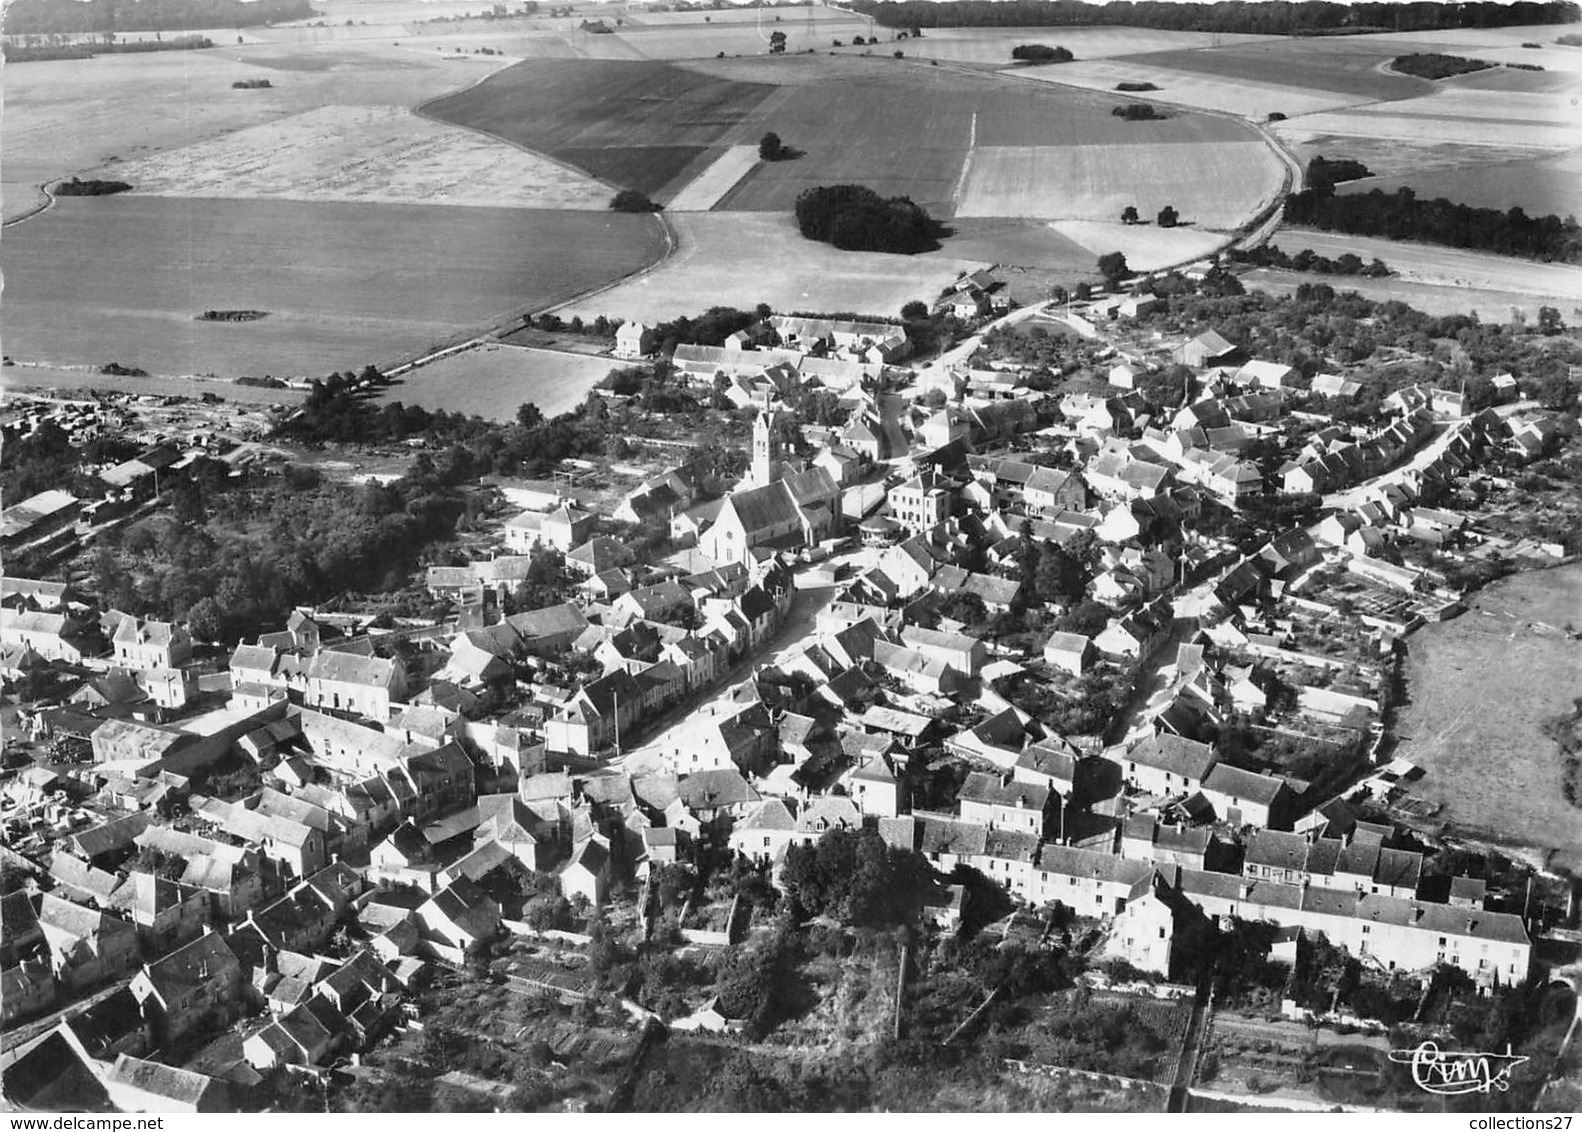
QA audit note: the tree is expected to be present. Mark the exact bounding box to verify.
[1096,251,1130,286]
[1121,205,1139,225]
[1157,204,1179,228]
[610,189,660,213]
[758,131,785,161]
[901,299,929,321]
[1538,305,1565,335]
[769,28,786,53]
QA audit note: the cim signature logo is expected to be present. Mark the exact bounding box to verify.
[1386,1041,1530,1096]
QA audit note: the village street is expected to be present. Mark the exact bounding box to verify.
[1322,418,1470,511]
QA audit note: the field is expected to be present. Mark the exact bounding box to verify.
[1049,220,1228,269]
[1274,228,1582,302]
[556,211,983,324]
[1015,58,1366,118]
[1,196,667,379]
[1242,270,1571,321]
[1392,563,1582,870]
[1336,147,1582,219]
[100,104,611,208]
[838,26,1278,67]
[1124,38,1431,102]
[0,364,306,407]
[377,343,615,421]
[957,140,1281,228]
[667,145,762,212]
[1,43,512,221]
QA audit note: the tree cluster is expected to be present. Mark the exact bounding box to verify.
[1285,185,1582,263]
[1111,102,1166,120]
[1390,52,1495,79]
[1305,154,1372,194]
[793,183,944,254]
[1009,43,1073,62]
[853,0,1579,35]
[54,177,132,196]
[1228,243,1391,276]
[4,0,315,33]
[779,827,934,928]
[611,188,661,213]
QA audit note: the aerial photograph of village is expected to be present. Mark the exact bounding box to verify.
[1,0,1581,1116]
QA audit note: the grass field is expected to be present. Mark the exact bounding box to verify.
[1,43,510,221]
[556,211,983,324]
[2,196,667,379]
[1392,563,1582,870]
[1124,38,1431,102]
[1014,58,1366,118]
[937,218,1096,270]
[377,343,615,420]
[1275,227,1582,301]
[957,140,1279,228]
[101,104,612,208]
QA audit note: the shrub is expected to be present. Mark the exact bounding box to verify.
[1010,43,1073,63]
[611,189,660,213]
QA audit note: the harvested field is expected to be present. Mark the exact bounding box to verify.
[1342,86,1578,127]
[1336,147,1582,220]
[1275,227,1582,301]
[1050,220,1228,269]
[1014,58,1364,118]
[2,43,510,221]
[556,211,984,324]
[1392,563,1582,870]
[853,26,1277,66]
[101,104,611,208]
[666,145,762,211]
[421,58,779,196]
[2,196,666,379]
[957,142,1281,229]
[378,343,614,420]
[1125,39,1430,101]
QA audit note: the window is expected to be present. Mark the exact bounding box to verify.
[1361,924,1370,934]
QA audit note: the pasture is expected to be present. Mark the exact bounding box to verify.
[1,197,667,379]
[378,343,615,421]
[1,42,509,221]
[556,212,983,324]
[957,141,1281,229]
[1391,563,1582,871]
[103,104,611,209]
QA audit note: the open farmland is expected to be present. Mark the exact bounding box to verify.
[555,212,983,324]
[0,196,666,379]
[1013,57,1365,118]
[1122,38,1431,102]
[1274,227,1582,301]
[1,43,510,222]
[1336,146,1582,220]
[100,104,611,208]
[421,58,780,197]
[1049,220,1228,269]
[666,145,762,212]
[1241,270,1571,320]
[957,140,1281,228]
[1392,563,1582,871]
[841,26,1278,66]
[377,343,614,421]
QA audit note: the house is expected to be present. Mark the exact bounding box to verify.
[1172,329,1238,368]
[1200,764,1295,829]
[304,651,405,720]
[1042,631,1094,676]
[103,1055,230,1113]
[1104,886,1174,975]
[1023,466,1087,514]
[129,932,243,1045]
[1117,734,1217,795]
[416,877,500,955]
[614,321,655,359]
[958,772,1054,838]
[112,618,194,672]
[0,608,89,663]
[37,893,141,994]
[888,471,956,535]
[559,837,611,906]
[1120,815,1210,870]
[504,505,593,554]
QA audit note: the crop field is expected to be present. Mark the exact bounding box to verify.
[1,43,510,221]
[666,145,762,212]
[841,26,1277,67]
[102,104,612,208]
[1392,563,1582,870]
[1015,58,1368,118]
[377,343,615,420]
[420,58,779,196]
[958,141,1281,228]
[1336,146,1582,219]
[557,212,983,324]
[1124,39,1431,102]
[1276,227,1582,301]
[1049,219,1228,269]
[939,218,1095,270]
[1275,108,1578,151]
[1,196,666,379]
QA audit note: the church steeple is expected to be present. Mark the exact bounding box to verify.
[752,407,782,486]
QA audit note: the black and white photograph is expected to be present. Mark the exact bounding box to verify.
[1,0,1581,1115]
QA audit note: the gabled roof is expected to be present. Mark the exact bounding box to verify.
[1123,734,1216,781]
[1202,764,1288,807]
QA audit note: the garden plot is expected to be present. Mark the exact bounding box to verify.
[956,141,1282,229]
[104,104,613,209]
[1013,58,1364,118]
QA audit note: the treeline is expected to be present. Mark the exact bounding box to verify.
[3,0,316,33]
[1227,243,1391,276]
[1306,155,1371,194]
[1390,52,1494,78]
[1286,186,1582,263]
[3,34,213,59]
[795,184,944,254]
[851,0,1580,35]
[54,178,132,196]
